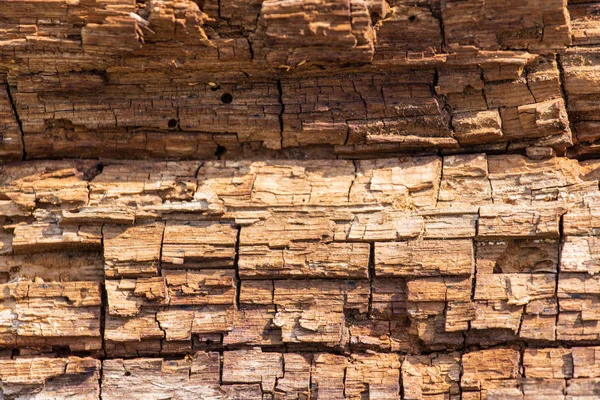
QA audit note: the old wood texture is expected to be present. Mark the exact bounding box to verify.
[0,0,599,161]
[4,0,600,399]
[0,154,598,397]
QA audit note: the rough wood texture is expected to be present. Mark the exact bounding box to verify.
[0,0,597,160]
[0,154,598,396]
[4,1,600,398]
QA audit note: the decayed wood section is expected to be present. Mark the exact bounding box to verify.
[4,0,600,399]
[0,155,599,397]
[1,0,600,161]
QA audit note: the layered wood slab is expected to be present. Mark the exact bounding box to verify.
[2,0,600,161]
[0,154,599,397]
[4,0,600,398]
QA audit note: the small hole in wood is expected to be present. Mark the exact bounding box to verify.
[408,15,416,22]
[215,145,226,157]
[464,85,476,94]
[221,93,233,104]
[168,119,178,128]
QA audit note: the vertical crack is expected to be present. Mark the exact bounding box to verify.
[435,153,444,207]
[99,225,108,360]
[399,358,405,399]
[555,213,564,342]
[518,347,525,390]
[247,38,254,60]
[556,53,575,142]
[367,242,375,318]
[556,54,569,109]
[5,83,26,160]
[274,353,286,395]
[98,361,104,400]
[219,351,224,385]
[342,364,348,398]
[472,211,480,309]
[434,67,455,141]
[276,80,285,149]
[353,80,368,116]
[470,238,477,332]
[458,352,464,399]
[343,125,352,146]
[430,2,446,52]
[524,67,538,103]
[485,154,494,204]
[479,67,490,109]
[154,312,165,354]
[100,284,108,359]
[158,222,166,274]
[347,160,357,202]
[234,226,241,309]
[516,305,526,338]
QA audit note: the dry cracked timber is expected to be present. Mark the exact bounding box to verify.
[3,0,600,399]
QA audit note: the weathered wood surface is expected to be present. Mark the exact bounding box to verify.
[4,1,600,398]
[0,154,599,396]
[5,347,600,399]
[0,0,599,161]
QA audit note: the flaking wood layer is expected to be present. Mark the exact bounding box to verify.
[4,0,600,398]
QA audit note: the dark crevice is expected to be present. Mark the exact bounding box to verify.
[158,223,166,274]
[193,161,205,180]
[434,67,454,140]
[342,365,348,398]
[430,3,446,51]
[343,125,351,145]
[5,84,26,161]
[516,305,526,338]
[13,340,600,364]
[154,314,165,354]
[10,349,20,359]
[83,162,104,183]
[347,160,357,202]
[99,226,108,361]
[479,67,490,109]
[457,353,464,398]
[248,38,254,60]
[555,212,565,341]
[434,139,444,207]
[367,242,375,318]
[234,226,241,309]
[218,351,224,385]
[276,79,285,149]
[398,358,404,399]
[215,144,227,159]
[524,68,538,103]
[470,239,477,310]
[556,53,575,141]
[98,357,104,400]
